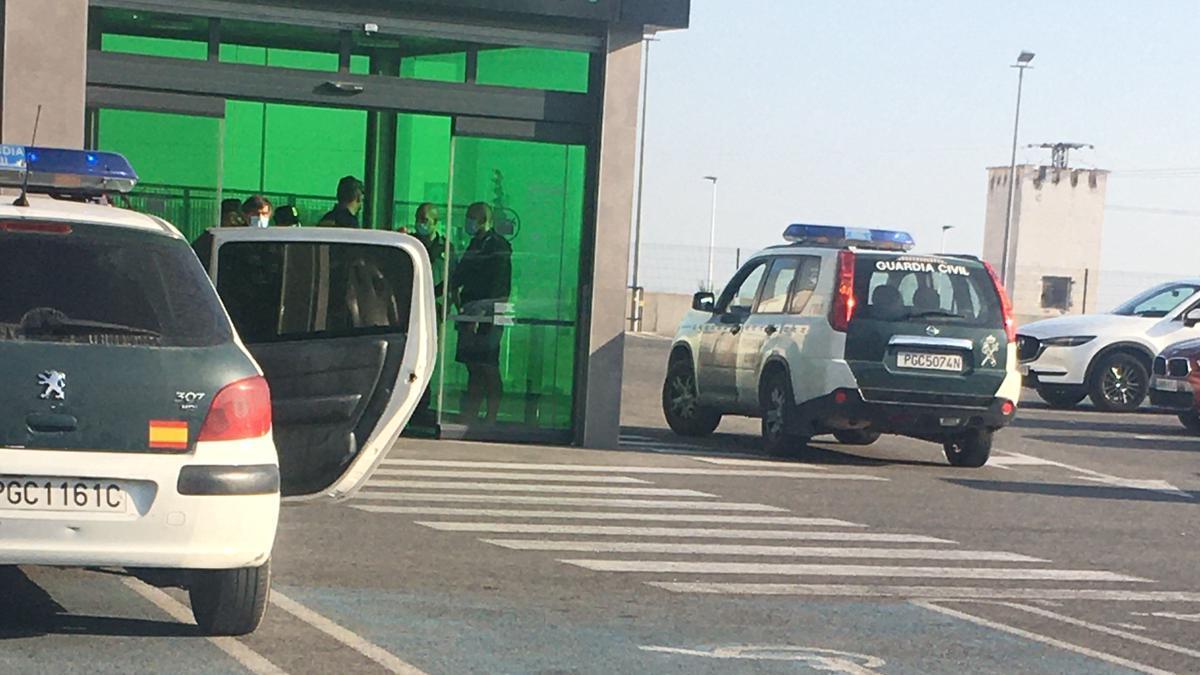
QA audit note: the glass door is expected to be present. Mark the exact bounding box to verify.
[435,135,587,440]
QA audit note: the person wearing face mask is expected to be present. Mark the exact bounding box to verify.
[241,195,273,228]
[406,202,456,431]
[450,202,512,425]
[317,176,365,228]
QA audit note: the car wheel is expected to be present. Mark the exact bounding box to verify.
[1178,411,1200,434]
[760,370,809,457]
[943,430,992,468]
[1088,352,1149,412]
[189,560,271,637]
[833,429,881,446]
[661,359,721,437]
[1036,385,1087,409]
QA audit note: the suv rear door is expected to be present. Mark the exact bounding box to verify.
[845,254,1008,405]
[199,228,436,500]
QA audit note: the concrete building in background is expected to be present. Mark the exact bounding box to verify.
[982,164,1109,325]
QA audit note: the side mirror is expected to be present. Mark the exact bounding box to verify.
[1185,308,1200,327]
[692,291,716,312]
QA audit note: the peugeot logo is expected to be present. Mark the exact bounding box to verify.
[38,370,66,400]
[925,325,941,337]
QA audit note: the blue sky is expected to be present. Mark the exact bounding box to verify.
[637,0,1200,275]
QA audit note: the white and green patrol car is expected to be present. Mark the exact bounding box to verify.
[662,225,1021,467]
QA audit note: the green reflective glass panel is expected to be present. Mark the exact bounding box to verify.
[400,53,467,83]
[101,34,207,60]
[476,48,589,93]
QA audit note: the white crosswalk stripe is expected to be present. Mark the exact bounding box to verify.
[354,456,1165,601]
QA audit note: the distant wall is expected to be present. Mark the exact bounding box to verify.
[628,290,693,336]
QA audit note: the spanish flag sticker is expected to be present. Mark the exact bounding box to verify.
[149,420,189,450]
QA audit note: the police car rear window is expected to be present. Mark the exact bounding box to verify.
[853,255,1002,326]
[0,221,232,347]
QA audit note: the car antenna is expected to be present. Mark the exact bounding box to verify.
[12,104,42,207]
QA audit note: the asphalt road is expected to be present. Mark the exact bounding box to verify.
[5,333,1198,674]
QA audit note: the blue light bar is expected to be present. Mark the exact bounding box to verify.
[0,145,138,195]
[783,224,915,251]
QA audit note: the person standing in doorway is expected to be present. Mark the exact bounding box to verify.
[409,202,456,429]
[220,198,246,227]
[450,202,512,424]
[318,176,364,228]
[241,195,273,228]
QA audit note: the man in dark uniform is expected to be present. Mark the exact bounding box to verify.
[317,176,364,227]
[450,202,512,424]
[408,202,455,430]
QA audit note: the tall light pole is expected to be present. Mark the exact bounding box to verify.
[629,35,658,331]
[1000,50,1035,287]
[940,225,955,253]
[702,175,718,291]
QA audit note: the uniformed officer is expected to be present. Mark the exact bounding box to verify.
[317,176,364,228]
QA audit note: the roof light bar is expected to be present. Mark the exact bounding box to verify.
[783,223,915,252]
[0,145,138,195]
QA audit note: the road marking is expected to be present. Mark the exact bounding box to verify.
[647,583,1200,601]
[562,560,1145,582]
[995,451,1193,497]
[987,452,1058,469]
[1132,610,1200,623]
[1134,434,1200,442]
[690,457,826,469]
[119,577,286,675]
[1114,622,1148,632]
[484,540,1045,562]
[996,602,1200,659]
[380,458,882,480]
[415,522,951,542]
[640,645,884,673]
[369,469,653,484]
[271,591,428,675]
[353,492,787,511]
[913,600,1173,675]
[366,480,717,497]
[351,505,859,526]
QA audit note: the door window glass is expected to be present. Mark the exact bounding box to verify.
[1112,283,1200,318]
[717,261,768,316]
[756,258,800,314]
[788,257,823,314]
[216,241,413,343]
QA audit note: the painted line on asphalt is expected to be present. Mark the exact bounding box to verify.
[484,540,1044,562]
[994,451,1193,497]
[271,591,428,675]
[646,583,1200,601]
[995,601,1200,659]
[1134,434,1200,442]
[988,452,1059,469]
[369,469,653,484]
[379,459,884,481]
[351,505,860,527]
[912,600,1173,675]
[689,457,826,469]
[563,560,1145,582]
[364,480,716,497]
[353,492,788,511]
[416,522,952,543]
[120,577,287,675]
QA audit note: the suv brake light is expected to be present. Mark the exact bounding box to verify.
[983,262,1016,343]
[0,220,73,234]
[830,249,857,332]
[199,376,272,442]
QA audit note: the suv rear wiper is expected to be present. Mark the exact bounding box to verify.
[21,317,162,338]
[903,309,963,320]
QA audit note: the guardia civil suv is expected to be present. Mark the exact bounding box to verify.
[0,146,435,635]
[662,225,1021,467]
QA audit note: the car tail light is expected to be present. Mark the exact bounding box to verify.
[983,261,1016,343]
[830,250,857,332]
[198,376,272,442]
[0,220,73,234]
[1001,400,1016,416]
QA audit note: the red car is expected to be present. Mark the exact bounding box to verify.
[1149,337,1200,432]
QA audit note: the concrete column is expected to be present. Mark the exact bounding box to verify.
[580,26,643,449]
[1,0,87,147]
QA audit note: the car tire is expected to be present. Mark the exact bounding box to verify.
[1036,385,1087,409]
[189,560,271,637]
[1087,352,1149,412]
[662,359,721,437]
[943,430,992,468]
[760,370,810,458]
[1178,411,1200,434]
[833,429,881,446]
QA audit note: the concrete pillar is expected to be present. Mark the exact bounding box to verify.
[580,26,643,449]
[1,0,87,147]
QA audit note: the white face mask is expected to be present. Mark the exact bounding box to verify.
[251,215,270,228]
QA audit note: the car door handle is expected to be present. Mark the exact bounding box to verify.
[764,325,778,336]
[26,413,78,432]
[730,325,742,335]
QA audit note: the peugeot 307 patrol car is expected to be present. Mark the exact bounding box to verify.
[0,147,435,635]
[662,224,1021,467]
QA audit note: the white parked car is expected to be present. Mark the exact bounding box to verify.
[1017,279,1200,411]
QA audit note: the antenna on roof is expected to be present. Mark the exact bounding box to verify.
[12,104,42,207]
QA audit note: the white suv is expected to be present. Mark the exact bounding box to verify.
[1018,279,1200,411]
[662,225,1021,468]
[0,146,435,635]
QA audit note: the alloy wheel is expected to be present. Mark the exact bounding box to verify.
[1101,363,1142,406]
[669,374,697,419]
[764,386,786,440]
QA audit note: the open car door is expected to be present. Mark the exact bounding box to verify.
[197,227,435,500]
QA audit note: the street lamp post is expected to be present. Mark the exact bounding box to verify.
[1000,50,1035,287]
[629,36,658,332]
[940,225,955,254]
[702,175,718,291]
